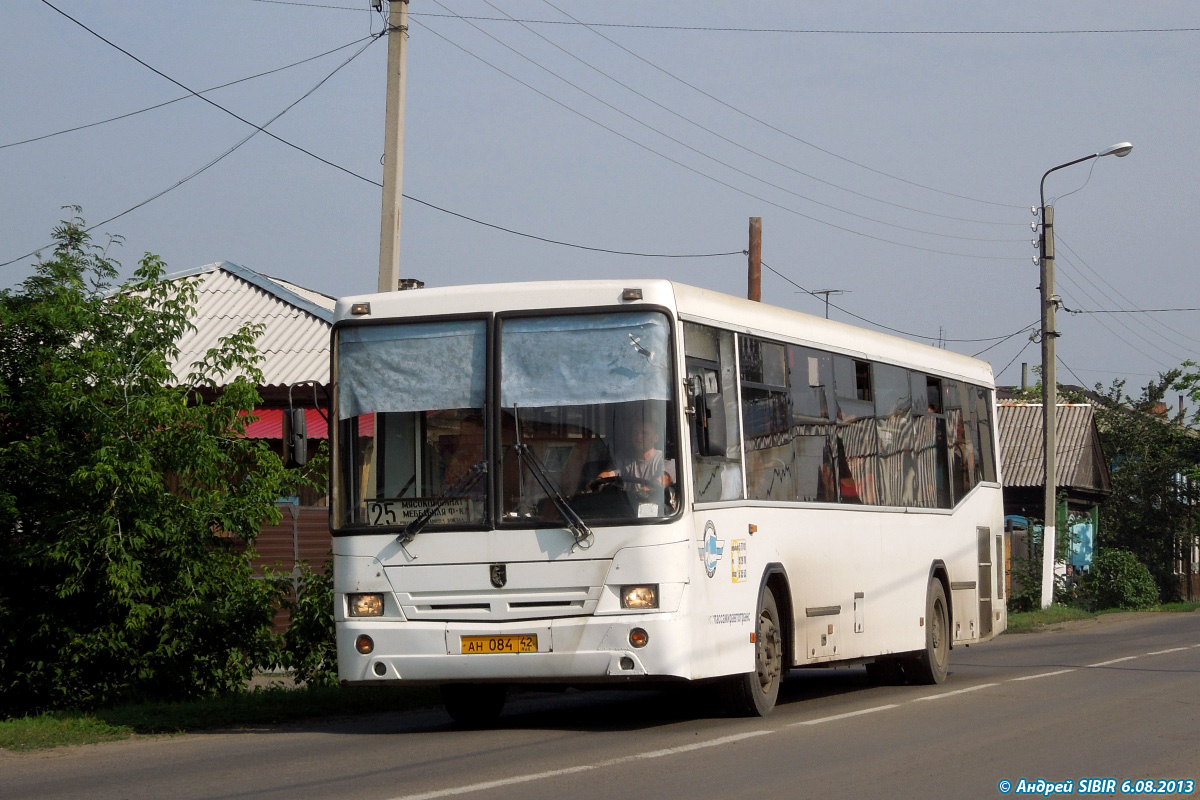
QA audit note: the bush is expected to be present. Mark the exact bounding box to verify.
[0,215,306,717]
[1080,549,1160,611]
[281,558,336,688]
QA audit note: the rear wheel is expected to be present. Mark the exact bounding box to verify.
[723,589,783,716]
[907,579,949,685]
[440,683,507,727]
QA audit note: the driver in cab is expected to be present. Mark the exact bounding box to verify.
[592,413,676,499]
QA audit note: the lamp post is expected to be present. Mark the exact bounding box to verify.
[1037,141,1132,608]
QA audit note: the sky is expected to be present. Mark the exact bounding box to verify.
[3,1,1199,401]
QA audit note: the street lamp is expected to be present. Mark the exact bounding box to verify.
[1037,141,1132,609]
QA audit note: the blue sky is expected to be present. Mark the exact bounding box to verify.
[3,1,1198,398]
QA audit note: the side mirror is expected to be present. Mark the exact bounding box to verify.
[285,408,308,468]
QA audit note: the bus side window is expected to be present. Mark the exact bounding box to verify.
[974,387,998,483]
[683,323,743,502]
[833,356,877,504]
[945,381,975,503]
[912,374,951,509]
[740,336,793,502]
[873,363,914,507]
[788,345,837,502]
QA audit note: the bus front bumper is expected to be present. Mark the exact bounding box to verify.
[337,614,693,685]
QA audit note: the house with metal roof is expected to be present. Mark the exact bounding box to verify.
[165,261,336,597]
[997,403,1112,577]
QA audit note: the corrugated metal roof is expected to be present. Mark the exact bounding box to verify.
[167,261,332,387]
[998,403,1111,494]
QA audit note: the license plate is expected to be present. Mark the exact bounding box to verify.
[461,635,538,654]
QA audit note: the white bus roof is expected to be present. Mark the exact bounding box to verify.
[334,279,994,386]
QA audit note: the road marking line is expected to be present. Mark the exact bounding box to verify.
[790,704,898,726]
[1009,669,1076,682]
[384,730,771,800]
[912,683,998,701]
[1087,656,1138,667]
[629,731,772,760]
[1145,647,1190,656]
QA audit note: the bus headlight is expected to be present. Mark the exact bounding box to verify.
[347,593,384,617]
[621,585,658,610]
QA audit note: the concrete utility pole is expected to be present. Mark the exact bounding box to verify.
[747,217,761,302]
[1039,202,1059,609]
[377,0,409,293]
[1036,141,1132,608]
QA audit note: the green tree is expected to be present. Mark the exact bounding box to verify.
[1093,371,1200,602]
[0,214,304,716]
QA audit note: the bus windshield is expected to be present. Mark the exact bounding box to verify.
[334,310,678,530]
[499,311,677,524]
[336,319,488,529]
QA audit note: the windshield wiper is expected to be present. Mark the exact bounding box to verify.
[514,442,593,549]
[398,460,487,548]
[511,417,593,549]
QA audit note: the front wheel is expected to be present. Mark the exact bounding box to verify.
[722,589,784,716]
[906,579,949,685]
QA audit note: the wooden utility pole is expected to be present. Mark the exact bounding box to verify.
[377,0,409,293]
[747,217,761,302]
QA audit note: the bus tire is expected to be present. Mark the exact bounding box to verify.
[440,683,507,727]
[722,589,783,716]
[907,579,949,685]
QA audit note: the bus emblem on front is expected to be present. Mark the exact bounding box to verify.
[490,564,507,588]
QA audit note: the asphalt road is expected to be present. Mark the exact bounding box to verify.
[3,612,1198,800]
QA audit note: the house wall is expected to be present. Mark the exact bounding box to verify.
[254,502,331,632]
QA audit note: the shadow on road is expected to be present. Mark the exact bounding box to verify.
[272,666,880,738]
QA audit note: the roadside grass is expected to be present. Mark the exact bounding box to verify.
[0,685,440,753]
[1006,600,1200,633]
[1005,605,1096,632]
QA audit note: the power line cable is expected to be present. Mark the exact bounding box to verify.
[760,259,1037,344]
[249,0,367,9]
[1064,306,1200,314]
[4,4,743,268]
[1055,273,1179,369]
[539,0,1023,211]
[23,1,1010,269]
[9,2,739,268]
[474,0,1020,230]
[993,337,1034,382]
[1056,252,1194,364]
[3,34,380,267]
[432,0,1018,244]
[971,325,1037,358]
[413,16,1022,261]
[401,195,744,257]
[1058,235,1200,349]
[1056,354,1090,390]
[414,12,1200,36]
[0,35,376,151]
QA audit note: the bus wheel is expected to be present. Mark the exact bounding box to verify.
[440,683,507,727]
[723,589,783,716]
[907,580,949,685]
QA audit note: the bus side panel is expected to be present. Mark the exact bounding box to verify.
[685,509,769,681]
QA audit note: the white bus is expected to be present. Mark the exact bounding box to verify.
[330,280,1006,723]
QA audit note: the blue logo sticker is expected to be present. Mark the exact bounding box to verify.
[699,520,725,578]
